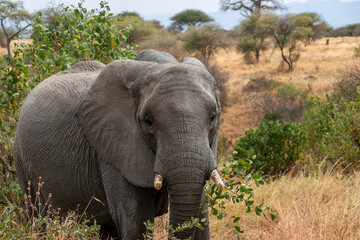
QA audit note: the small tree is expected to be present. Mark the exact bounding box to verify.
[262,13,302,71]
[39,1,65,32]
[183,23,227,64]
[236,14,270,62]
[220,0,284,16]
[114,12,158,45]
[0,0,33,57]
[292,12,329,45]
[169,9,213,31]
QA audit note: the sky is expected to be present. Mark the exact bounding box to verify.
[21,0,360,14]
[20,0,360,29]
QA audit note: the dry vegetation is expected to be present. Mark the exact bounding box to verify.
[205,36,360,239]
[216,36,359,139]
[209,172,360,239]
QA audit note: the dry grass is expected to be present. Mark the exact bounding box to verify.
[0,39,33,55]
[209,172,360,240]
[215,36,360,139]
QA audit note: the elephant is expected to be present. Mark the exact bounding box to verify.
[14,49,224,239]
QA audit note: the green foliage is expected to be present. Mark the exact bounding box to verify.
[249,81,309,123]
[183,23,227,63]
[292,12,329,44]
[260,12,328,71]
[302,96,360,172]
[0,0,135,136]
[206,150,277,236]
[332,64,360,105]
[236,15,270,62]
[143,217,206,240]
[0,176,101,239]
[169,9,213,31]
[232,120,306,176]
[0,200,100,239]
[114,12,159,45]
[329,23,360,37]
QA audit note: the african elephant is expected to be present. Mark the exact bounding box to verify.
[14,49,224,239]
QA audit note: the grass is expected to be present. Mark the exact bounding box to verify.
[209,172,360,239]
[215,36,359,140]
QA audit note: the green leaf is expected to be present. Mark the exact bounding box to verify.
[233,217,240,223]
[252,174,261,180]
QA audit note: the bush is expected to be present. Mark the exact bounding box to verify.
[302,96,360,172]
[332,63,360,106]
[232,120,306,177]
[243,73,280,92]
[183,23,227,64]
[249,81,309,122]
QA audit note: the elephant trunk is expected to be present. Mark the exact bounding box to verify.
[156,141,212,239]
[167,171,205,239]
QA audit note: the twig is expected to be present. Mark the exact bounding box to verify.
[0,155,16,174]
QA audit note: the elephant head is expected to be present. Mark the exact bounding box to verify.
[79,49,223,239]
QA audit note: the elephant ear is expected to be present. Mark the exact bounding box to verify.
[134,49,178,64]
[182,57,221,162]
[78,60,157,188]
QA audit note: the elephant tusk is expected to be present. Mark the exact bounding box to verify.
[154,174,163,190]
[211,170,225,190]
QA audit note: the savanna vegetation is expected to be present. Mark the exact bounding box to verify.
[1,0,360,239]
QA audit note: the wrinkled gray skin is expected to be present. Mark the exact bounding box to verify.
[14,49,220,240]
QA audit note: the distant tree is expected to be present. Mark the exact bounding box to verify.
[169,9,213,31]
[114,12,158,45]
[329,23,360,37]
[117,11,141,18]
[183,23,227,64]
[0,0,33,57]
[262,13,302,71]
[39,1,64,31]
[292,12,329,45]
[220,0,284,16]
[236,14,270,62]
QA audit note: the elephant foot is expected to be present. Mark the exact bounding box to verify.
[100,224,118,240]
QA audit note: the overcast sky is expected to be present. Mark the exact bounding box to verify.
[21,0,360,14]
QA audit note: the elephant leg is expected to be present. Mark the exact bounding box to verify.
[100,161,156,239]
[193,192,210,240]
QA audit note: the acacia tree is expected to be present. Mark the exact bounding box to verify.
[0,0,32,57]
[292,12,329,45]
[236,14,270,63]
[183,23,227,64]
[262,13,302,71]
[169,9,213,31]
[220,0,284,16]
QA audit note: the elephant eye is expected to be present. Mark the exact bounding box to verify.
[144,116,153,127]
[209,112,217,125]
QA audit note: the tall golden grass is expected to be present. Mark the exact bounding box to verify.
[210,172,360,239]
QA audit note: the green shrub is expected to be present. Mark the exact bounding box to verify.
[333,64,360,105]
[232,120,306,177]
[249,82,309,123]
[302,96,360,172]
